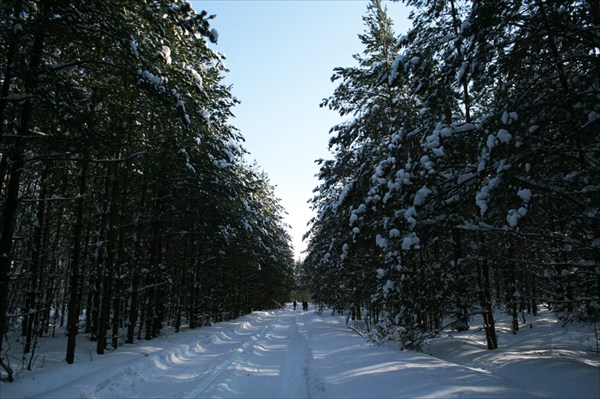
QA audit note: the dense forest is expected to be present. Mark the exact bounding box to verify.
[1,0,599,384]
[304,0,599,350]
[0,0,294,379]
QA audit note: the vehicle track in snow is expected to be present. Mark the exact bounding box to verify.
[180,313,279,399]
[30,311,282,399]
[89,309,322,398]
[22,309,319,399]
[199,310,323,398]
[4,307,554,399]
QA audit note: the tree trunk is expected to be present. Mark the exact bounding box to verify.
[97,161,121,354]
[0,0,49,359]
[126,267,140,344]
[189,259,197,329]
[0,0,22,142]
[66,159,88,364]
[477,245,498,349]
[452,229,469,331]
[137,290,146,341]
[507,257,519,335]
[23,164,49,354]
[90,271,101,341]
[144,288,155,341]
[112,189,126,349]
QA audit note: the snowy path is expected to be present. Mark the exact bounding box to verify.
[2,307,598,398]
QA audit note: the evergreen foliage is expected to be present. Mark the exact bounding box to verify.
[0,0,294,374]
[305,0,600,350]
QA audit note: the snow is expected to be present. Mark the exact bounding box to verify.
[518,188,532,202]
[497,128,512,144]
[130,39,139,58]
[431,147,445,156]
[413,185,432,206]
[401,232,420,250]
[349,211,359,225]
[382,280,395,297]
[438,32,457,44]
[507,209,521,227]
[419,155,433,172]
[2,93,30,102]
[161,45,172,65]
[185,162,196,174]
[187,66,203,87]
[200,109,211,125]
[375,234,388,249]
[212,158,229,169]
[507,188,532,227]
[476,177,500,217]
[501,111,518,125]
[457,172,475,185]
[2,307,598,399]
[388,55,402,84]
[429,310,599,399]
[333,182,353,211]
[139,70,162,86]
[210,28,219,44]
[486,134,497,150]
[453,122,477,134]
[404,206,417,229]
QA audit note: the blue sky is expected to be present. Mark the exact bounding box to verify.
[191,1,410,259]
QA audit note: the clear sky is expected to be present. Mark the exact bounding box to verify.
[190,0,410,259]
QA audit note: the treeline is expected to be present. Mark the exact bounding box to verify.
[304,0,599,350]
[0,0,294,377]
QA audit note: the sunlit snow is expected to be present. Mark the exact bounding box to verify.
[3,307,597,398]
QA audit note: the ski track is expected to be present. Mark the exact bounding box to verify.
[31,311,284,399]
[4,307,597,399]
[199,310,321,398]
[180,314,278,399]
[284,314,320,398]
[68,309,320,399]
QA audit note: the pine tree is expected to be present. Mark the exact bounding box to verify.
[307,0,418,328]
[0,0,295,374]
[307,0,599,350]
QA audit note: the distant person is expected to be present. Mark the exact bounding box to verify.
[293,300,297,311]
[302,301,308,311]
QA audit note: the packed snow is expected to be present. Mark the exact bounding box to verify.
[1,306,598,398]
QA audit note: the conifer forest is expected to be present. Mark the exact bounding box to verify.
[303,0,599,350]
[0,0,294,375]
[0,0,599,383]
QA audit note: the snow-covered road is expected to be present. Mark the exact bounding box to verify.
[2,307,598,398]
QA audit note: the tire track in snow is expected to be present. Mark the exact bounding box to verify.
[196,311,296,398]
[28,309,324,399]
[193,310,325,398]
[180,314,279,399]
[281,314,310,398]
[286,312,325,398]
[81,312,279,399]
